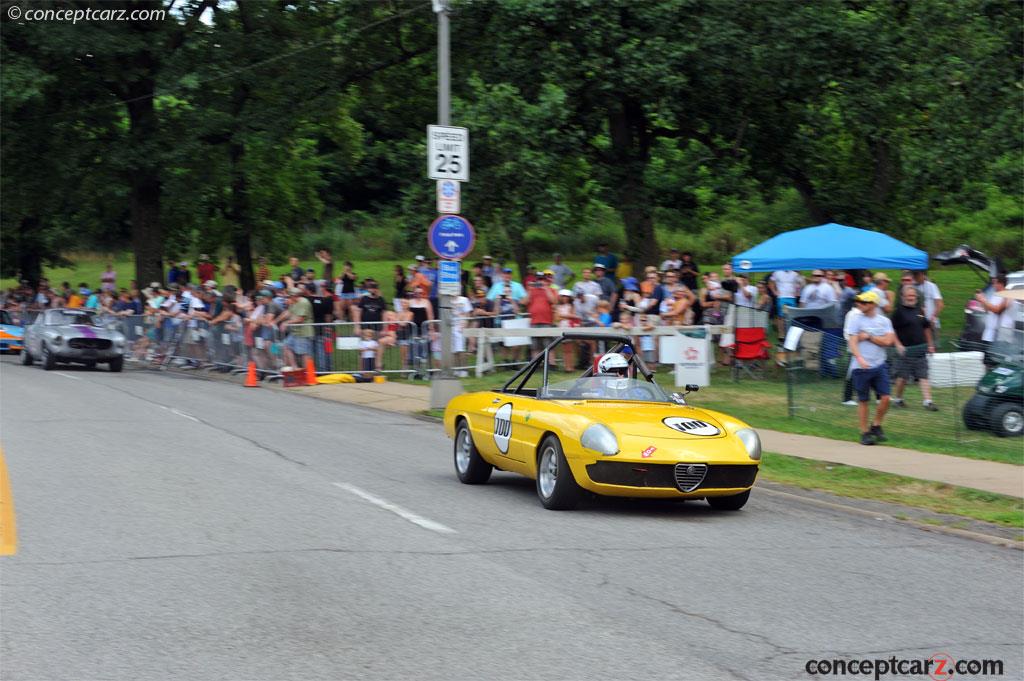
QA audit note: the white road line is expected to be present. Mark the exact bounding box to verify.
[52,372,81,381]
[158,405,201,423]
[332,482,457,535]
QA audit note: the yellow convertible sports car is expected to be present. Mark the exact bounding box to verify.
[443,333,761,510]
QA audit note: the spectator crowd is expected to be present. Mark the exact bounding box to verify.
[2,248,981,392]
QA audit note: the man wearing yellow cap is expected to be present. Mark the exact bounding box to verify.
[847,290,897,445]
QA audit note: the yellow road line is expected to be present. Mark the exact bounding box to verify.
[0,447,17,555]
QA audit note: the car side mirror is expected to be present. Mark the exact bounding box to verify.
[685,384,700,393]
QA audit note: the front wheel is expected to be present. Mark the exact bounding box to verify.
[41,345,56,370]
[454,421,492,484]
[536,435,582,510]
[991,402,1023,438]
[109,356,124,373]
[20,349,33,366]
[707,490,751,511]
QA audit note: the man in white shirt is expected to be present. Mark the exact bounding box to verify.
[572,267,603,300]
[770,269,802,314]
[660,248,683,273]
[847,290,896,445]
[734,273,757,307]
[913,270,944,343]
[799,269,838,307]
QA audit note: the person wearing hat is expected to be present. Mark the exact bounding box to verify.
[281,286,314,369]
[197,255,216,284]
[593,242,618,278]
[847,290,897,445]
[592,263,617,308]
[872,272,895,314]
[485,268,527,304]
[481,255,495,280]
[617,277,643,315]
[219,255,241,289]
[799,269,838,307]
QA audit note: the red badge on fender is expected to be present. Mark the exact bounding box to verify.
[641,446,656,458]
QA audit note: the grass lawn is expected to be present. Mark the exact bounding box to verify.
[760,452,1022,529]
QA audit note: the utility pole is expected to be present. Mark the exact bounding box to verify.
[429,0,464,408]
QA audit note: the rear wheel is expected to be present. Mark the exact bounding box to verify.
[454,421,491,484]
[41,345,56,370]
[707,490,751,511]
[109,356,124,373]
[536,435,582,510]
[20,349,33,366]
[991,402,1023,437]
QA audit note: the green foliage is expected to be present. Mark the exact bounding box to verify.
[1,0,1020,282]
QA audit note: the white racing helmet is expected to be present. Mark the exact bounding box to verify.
[597,352,629,375]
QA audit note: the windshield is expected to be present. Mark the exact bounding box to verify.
[542,376,671,402]
[0,311,12,326]
[48,310,99,326]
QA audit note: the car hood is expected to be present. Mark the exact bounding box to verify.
[50,324,119,338]
[558,402,729,440]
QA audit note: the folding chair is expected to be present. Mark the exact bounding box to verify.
[732,326,771,380]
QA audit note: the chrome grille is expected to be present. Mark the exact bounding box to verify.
[674,463,708,492]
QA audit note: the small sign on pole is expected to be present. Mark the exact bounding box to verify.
[436,180,460,214]
[438,260,462,296]
[428,214,475,260]
[427,125,469,182]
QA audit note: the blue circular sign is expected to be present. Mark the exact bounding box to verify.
[428,214,475,260]
[440,180,457,198]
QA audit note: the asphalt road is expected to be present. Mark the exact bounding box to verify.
[1,358,1021,681]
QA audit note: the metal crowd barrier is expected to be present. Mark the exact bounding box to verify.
[286,320,421,377]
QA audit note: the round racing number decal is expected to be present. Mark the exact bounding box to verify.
[494,403,513,454]
[662,417,720,436]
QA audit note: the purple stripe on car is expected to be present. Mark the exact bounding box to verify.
[72,325,98,338]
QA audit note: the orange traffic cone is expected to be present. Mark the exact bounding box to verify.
[304,356,318,386]
[244,361,259,388]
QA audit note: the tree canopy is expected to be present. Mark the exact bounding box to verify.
[2,0,1020,284]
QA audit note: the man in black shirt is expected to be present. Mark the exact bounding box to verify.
[891,286,937,411]
[355,280,387,326]
[307,282,335,371]
[678,252,700,291]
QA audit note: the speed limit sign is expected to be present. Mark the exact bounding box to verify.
[427,125,469,182]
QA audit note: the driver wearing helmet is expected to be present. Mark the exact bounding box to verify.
[597,351,630,377]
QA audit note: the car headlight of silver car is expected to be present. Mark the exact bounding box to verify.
[736,428,761,461]
[52,335,63,345]
[581,424,619,456]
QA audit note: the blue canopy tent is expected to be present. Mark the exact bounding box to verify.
[730,223,928,273]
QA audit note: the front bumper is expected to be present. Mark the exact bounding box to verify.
[53,347,122,362]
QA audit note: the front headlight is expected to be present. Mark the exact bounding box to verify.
[581,424,619,456]
[52,335,63,345]
[994,385,1008,394]
[736,428,761,461]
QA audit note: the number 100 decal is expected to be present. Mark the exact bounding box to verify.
[493,403,513,454]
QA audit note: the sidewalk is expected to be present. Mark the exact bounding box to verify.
[292,381,1024,499]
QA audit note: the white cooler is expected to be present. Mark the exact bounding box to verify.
[927,351,986,388]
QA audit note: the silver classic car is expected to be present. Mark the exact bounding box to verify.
[21,309,126,372]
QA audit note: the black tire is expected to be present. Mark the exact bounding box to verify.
[536,435,582,510]
[962,394,989,431]
[453,420,492,484]
[109,356,124,373]
[707,490,751,511]
[20,349,33,366]
[990,402,1024,438]
[41,345,56,371]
